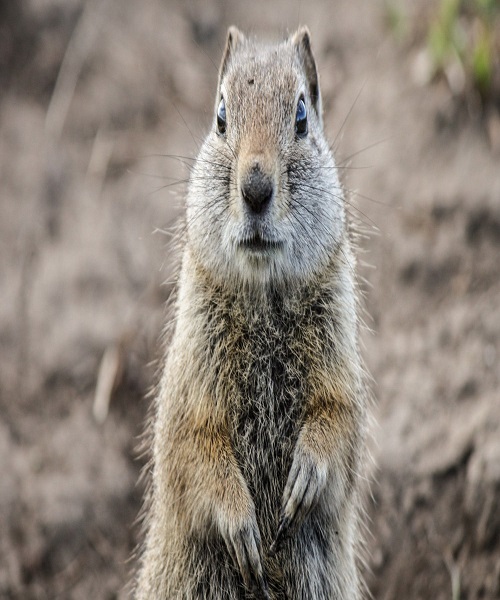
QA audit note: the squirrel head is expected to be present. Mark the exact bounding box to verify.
[186,27,346,288]
[218,26,322,127]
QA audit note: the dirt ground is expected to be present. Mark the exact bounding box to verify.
[1,0,499,598]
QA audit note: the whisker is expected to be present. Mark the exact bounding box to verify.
[172,101,204,153]
[294,180,380,231]
[144,153,231,172]
[284,193,357,279]
[338,185,393,209]
[329,79,367,153]
[338,136,393,166]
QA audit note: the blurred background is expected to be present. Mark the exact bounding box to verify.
[1,0,499,598]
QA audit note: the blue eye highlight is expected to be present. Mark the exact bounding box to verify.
[217,98,226,135]
[295,97,307,136]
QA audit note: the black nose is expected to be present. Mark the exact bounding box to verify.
[241,165,274,214]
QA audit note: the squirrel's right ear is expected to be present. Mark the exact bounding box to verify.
[290,27,322,118]
[218,26,246,83]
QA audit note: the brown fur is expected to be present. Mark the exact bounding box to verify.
[135,26,369,600]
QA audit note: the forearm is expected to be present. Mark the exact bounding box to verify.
[154,410,249,532]
[271,386,364,552]
[300,394,363,492]
[153,406,269,597]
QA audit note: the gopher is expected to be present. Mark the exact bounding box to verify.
[135,26,368,600]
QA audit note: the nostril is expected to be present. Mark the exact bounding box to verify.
[241,168,274,214]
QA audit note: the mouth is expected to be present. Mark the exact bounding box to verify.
[238,232,283,253]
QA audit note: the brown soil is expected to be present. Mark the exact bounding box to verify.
[1,1,499,598]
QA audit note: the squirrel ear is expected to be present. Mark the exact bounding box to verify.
[219,26,246,83]
[290,26,321,117]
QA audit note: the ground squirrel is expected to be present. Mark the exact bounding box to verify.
[135,26,368,600]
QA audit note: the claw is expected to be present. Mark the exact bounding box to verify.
[222,516,269,598]
[273,448,327,553]
[253,573,271,600]
[269,515,290,555]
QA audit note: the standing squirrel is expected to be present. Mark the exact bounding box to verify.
[135,26,368,600]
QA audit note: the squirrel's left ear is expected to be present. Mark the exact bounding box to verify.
[290,26,322,118]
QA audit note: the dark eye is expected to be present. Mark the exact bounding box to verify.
[217,98,226,135]
[295,97,307,137]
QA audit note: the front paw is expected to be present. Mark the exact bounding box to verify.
[219,510,270,599]
[270,447,328,554]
